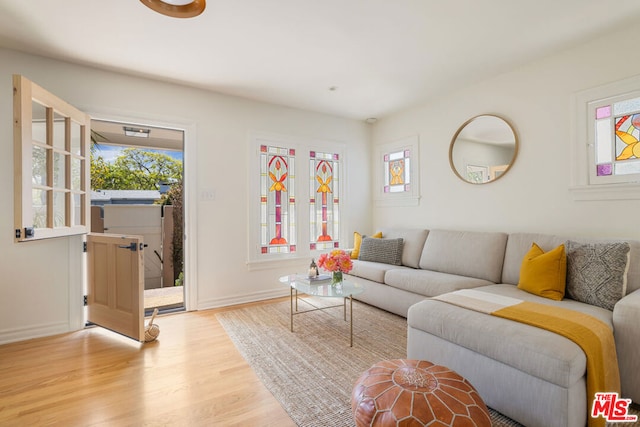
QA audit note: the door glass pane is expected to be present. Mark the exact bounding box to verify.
[32,102,47,145]
[53,111,66,150]
[53,191,66,227]
[72,193,82,226]
[53,152,66,188]
[32,189,47,228]
[71,157,81,190]
[32,145,47,185]
[70,121,82,155]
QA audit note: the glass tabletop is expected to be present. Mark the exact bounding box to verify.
[279,274,364,297]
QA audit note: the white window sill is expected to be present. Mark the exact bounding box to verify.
[246,256,309,271]
[569,183,640,201]
[374,195,420,207]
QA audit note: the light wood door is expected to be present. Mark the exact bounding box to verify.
[103,205,162,289]
[86,233,145,342]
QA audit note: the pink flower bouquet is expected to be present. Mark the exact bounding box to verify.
[317,249,353,284]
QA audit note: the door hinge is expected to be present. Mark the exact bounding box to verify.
[15,228,34,238]
[83,241,87,252]
[83,295,88,306]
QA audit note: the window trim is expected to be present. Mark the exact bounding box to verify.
[13,74,91,241]
[374,135,420,207]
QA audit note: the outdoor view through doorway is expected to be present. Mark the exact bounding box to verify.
[90,119,185,315]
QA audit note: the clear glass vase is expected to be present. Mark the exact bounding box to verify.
[332,271,343,286]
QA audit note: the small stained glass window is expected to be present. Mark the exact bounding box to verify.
[383,149,411,193]
[309,151,340,251]
[593,96,640,178]
[571,76,640,200]
[260,145,296,254]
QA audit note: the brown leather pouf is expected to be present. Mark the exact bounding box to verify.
[351,359,491,427]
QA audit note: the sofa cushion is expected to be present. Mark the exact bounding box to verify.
[566,240,630,310]
[349,260,408,283]
[408,299,585,389]
[408,284,614,389]
[351,231,382,259]
[626,240,640,294]
[384,269,493,297]
[359,237,403,265]
[380,228,429,268]
[517,243,566,301]
[418,229,508,283]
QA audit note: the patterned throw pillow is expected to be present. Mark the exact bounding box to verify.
[358,237,404,266]
[351,231,383,259]
[565,241,631,310]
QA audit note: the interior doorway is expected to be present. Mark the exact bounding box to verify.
[90,119,185,315]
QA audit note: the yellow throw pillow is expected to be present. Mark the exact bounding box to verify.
[351,231,382,259]
[518,243,567,301]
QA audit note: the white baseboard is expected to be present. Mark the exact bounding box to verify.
[0,321,71,345]
[197,288,289,311]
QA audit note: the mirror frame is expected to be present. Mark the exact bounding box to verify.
[448,114,519,184]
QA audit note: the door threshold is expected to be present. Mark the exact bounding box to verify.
[145,306,185,317]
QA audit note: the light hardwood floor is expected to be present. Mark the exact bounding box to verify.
[0,299,296,427]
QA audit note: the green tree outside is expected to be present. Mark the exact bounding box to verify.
[91,147,182,191]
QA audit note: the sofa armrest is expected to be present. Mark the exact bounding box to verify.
[613,288,640,403]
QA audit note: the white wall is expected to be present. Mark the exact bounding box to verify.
[0,48,372,343]
[371,24,640,240]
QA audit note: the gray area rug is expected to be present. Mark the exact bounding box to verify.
[216,297,525,426]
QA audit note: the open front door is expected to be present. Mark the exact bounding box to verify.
[86,233,145,342]
[14,75,149,341]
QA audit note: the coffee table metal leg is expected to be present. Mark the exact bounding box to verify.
[290,287,294,332]
[349,295,353,347]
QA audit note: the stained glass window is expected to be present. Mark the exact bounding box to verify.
[593,95,640,178]
[260,145,296,254]
[309,151,340,251]
[571,77,640,200]
[384,149,411,193]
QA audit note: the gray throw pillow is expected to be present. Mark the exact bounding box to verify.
[358,237,404,265]
[565,240,631,310]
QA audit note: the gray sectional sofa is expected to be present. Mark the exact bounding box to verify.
[345,228,640,427]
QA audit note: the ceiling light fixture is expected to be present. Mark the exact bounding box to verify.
[140,0,206,18]
[123,126,151,138]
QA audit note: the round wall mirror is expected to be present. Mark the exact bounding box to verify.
[449,114,518,184]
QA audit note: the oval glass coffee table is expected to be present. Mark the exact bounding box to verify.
[279,274,364,347]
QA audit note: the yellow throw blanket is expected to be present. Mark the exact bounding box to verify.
[434,290,620,427]
[493,301,620,427]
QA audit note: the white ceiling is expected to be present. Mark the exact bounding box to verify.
[1,0,639,120]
